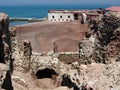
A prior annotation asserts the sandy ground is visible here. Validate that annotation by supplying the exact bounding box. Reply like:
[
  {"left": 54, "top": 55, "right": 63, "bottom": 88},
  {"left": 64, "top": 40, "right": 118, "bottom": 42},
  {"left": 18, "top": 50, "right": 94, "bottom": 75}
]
[
  {"left": 12, "top": 71, "right": 58, "bottom": 90},
  {"left": 14, "top": 21, "right": 88, "bottom": 53}
]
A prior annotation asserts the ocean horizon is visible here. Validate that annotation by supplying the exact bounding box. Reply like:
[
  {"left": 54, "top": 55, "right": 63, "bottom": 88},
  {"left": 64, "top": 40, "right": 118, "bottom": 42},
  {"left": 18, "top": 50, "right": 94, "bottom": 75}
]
[{"left": 0, "top": 4, "right": 118, "bottom": 26}]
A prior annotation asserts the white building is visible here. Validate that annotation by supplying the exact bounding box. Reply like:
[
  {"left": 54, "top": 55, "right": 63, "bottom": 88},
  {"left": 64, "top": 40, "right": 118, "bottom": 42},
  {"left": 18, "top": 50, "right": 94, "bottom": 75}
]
[
  {"left": 48, "top": 10, "right": 89, "bottom": 22},
  {"left": 48, "top": 13, "right": 74, "bottom": 22}
]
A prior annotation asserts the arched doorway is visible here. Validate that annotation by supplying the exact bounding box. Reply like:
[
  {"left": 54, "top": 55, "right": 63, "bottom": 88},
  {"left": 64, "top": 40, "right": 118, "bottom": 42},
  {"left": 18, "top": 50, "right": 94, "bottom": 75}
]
[{"left": 36, "top": 68, "right": 58, "bottom": 79}]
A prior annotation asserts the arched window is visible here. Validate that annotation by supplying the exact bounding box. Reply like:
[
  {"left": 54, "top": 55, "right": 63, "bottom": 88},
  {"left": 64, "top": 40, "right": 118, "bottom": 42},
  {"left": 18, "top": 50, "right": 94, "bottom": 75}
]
[
  {"left": 60, "top": 16, "right": 62, "bottom": 18},
  {"left": 52, "top": 16, "right": 54, "bottom": 19},
  {"left": 68, "top": 16, "right": 70, "bottom": 18}
]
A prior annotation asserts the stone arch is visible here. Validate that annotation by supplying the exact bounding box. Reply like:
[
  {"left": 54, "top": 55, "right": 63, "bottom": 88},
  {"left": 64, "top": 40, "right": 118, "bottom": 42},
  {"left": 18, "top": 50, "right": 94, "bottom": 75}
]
[{"left": 36, "top": 68, "right": 58, "bottom": 79}]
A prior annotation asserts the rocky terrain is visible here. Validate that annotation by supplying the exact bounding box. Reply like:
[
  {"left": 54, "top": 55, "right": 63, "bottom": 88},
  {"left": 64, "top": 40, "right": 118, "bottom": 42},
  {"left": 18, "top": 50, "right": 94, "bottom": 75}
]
[
  {"left": 79, "top": 11, "right": 120, "bottom": 64},
  {"left": 0, "top": 10, "right": 120, "bottom": 90}
]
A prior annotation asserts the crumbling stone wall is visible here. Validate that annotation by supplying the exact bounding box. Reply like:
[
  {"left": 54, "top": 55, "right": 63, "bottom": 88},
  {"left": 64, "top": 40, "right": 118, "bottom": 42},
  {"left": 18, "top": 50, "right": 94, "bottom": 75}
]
[
  {"left": 79, "top": 37, "right": 95, "bottom": 64},
  {"left": 79, "top": 11, "right": 120, "bottom": 64},
  {"left": 22, "top": 40, "right": 32, "bottom": 71},
  {"left": 0, "top": 13, "right": 11, "bottom": 64},
  {"left": 58, "top": 53, "right": 79, "bottom": 64},
  {"left": 0, "top": 13, "right": 13, "bottom": 90},
  {"left": 9, "top": 27, "right": 16, "bottom": 54}
]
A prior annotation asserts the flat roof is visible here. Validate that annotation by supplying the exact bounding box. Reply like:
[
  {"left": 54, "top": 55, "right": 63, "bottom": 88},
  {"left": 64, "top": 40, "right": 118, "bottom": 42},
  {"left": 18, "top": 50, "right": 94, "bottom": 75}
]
[
  {"left": 48, "top": 10, "right": 99, "bottom": 16},
  {"left": 48, "top": 10, "right": 90, "bottom": 13}
]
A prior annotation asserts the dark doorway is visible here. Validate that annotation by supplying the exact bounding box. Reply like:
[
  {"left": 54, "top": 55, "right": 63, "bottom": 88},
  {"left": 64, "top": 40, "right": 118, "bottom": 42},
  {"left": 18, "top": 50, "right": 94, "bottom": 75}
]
[
  {"left": 36, "top": 68, "right": 58, "bottom": 79},
  {"left": 61, "top": 74, "right": 74, "bottom": 88},
  {"left": 74, "top": 13, "right": 79, "bottom": 20}
]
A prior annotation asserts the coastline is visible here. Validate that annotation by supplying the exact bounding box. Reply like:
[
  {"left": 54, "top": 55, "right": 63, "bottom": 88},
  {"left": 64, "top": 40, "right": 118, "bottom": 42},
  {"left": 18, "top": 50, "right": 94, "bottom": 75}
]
[
  {"left": 12, "top": 20, "right": 46, "bottom": 27},
  {"left": 10, "top": 17, "right": 44, "bottom": 22},
  {"left": 3, "top": 4, "right": 116, "bottom": 26},
  {"left": 9, "top": 17, "right": 46, "bottom": 26}
]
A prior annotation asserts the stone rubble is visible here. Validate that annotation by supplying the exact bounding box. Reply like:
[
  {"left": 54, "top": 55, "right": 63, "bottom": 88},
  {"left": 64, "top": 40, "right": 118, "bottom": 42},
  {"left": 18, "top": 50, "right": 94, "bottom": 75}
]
[
  {"left": 1, "top": 11, "right": 120, "bottom": 90},
  {"left": 79, "top": 11, "right": 120, "bottom": 64}
]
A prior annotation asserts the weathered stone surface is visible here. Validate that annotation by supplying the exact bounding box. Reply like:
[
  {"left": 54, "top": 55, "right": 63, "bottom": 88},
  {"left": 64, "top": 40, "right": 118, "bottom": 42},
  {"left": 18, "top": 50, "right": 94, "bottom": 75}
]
[
  {"left": 20, "top": 40, "right": 32, "bottom": 71},
  {"left": 79, "top": 11, "right": 120, "bottom": 64},
  {"left": 0, "top": 13, "right": 11, "bottom": 64},
  {"left": 0, "top": 12, "right": 14, "bottom": 90},
  {"left": 9, "top": 27, "right": 16, "bottom": 37}
]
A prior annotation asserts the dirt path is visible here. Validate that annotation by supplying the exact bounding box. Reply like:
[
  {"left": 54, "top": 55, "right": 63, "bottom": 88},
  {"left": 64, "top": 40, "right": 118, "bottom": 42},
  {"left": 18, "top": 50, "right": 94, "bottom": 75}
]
[{"left": 31, "top": 33, "right": 41, "bottom": 53}]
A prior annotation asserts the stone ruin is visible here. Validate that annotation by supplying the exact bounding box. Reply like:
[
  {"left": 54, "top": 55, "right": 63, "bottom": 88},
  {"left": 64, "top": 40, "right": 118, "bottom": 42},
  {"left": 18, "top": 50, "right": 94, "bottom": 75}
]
[
  {"left": 1, "top": 11, "right": 120, "bottom": 90},
  {"left": 10, "top": 11, "right": 120, "bottom": 90},
  {"left": 0, "top": 13, "right": 13, "bottom": 90},
  {"left": 79, "top": 11, "right": 120, "bottom": 64},
  {"left": 22, "top": 40, "right": 32, "bottom": 71},
  {"left": 0, "top": 13, "right": 11, "bottom": 64}
]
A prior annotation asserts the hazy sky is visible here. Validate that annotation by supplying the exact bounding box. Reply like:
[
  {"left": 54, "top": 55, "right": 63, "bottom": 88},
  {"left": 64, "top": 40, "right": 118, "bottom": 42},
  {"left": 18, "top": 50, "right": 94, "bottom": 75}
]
[{"left": 0, "top": 0, "right": 120, "bottom": 6}]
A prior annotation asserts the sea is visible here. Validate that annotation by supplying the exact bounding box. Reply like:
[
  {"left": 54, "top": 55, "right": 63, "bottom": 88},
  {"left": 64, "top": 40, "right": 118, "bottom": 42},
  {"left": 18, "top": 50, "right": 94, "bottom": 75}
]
[{"left": 0, "top": 4, "right": 115, "bottom": 26}]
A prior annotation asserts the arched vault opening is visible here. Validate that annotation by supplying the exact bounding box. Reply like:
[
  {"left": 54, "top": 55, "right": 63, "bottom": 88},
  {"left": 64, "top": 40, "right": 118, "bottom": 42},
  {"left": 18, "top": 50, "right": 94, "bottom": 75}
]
[{"left": 36, "top": 68, "right": 58, "bottom": 79}]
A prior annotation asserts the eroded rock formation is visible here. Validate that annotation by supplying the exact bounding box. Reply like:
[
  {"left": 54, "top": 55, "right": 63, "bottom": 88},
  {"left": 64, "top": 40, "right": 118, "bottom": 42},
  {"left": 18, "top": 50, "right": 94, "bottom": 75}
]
[
  {"left": 79, "top": 11, "right": 120, "bottom": 64},
  {"left": 0, "top": 13, "right": 13, "bottom": 90},
  {"left": 0, "top": 13, "right": 11, "bottom": 64}
]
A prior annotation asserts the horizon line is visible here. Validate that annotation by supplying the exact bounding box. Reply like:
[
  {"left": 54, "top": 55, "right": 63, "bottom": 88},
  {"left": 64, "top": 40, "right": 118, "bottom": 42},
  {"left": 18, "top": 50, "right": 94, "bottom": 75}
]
[{"left": 0, "top": 3, "right": 120, "bottom": 6}]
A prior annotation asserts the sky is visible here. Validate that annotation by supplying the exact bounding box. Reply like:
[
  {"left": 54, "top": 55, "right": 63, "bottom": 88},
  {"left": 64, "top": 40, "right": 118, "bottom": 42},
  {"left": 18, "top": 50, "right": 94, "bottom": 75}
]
[{"left": 0, "top": 0, "right": 120, "bottom": 6}]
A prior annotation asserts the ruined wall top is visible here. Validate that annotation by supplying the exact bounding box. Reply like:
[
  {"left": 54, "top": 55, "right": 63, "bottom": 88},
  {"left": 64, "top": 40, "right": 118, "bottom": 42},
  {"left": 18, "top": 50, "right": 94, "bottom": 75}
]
[{"left": 0, "top": 13, "right": 9, "bottom": 21}]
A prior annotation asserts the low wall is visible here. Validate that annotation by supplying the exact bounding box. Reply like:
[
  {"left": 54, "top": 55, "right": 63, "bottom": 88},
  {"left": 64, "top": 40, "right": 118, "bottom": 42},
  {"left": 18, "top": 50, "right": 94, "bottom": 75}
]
[{"left": 58, "top": 53, "right": 79, "bottom": 64}]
